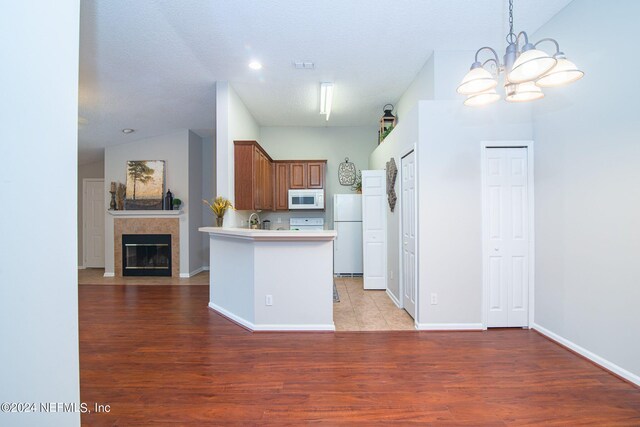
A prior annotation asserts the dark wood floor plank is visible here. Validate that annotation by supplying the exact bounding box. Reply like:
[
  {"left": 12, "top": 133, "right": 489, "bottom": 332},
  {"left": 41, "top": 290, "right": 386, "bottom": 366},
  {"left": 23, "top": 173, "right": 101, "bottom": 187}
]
[{"left": 78, "top": 285, "right": 640, "bottom": 425}]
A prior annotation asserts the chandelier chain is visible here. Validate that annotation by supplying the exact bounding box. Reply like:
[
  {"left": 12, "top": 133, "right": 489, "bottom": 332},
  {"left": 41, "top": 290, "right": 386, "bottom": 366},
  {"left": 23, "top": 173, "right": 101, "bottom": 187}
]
[{"left": 506, "top": 0, "right": 516, "bottom": 44}]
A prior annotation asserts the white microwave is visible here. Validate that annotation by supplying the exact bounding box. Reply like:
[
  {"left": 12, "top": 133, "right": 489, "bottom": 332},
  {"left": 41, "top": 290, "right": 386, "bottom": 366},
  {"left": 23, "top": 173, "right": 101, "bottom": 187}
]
[{"left": 288, "top": 189, "right": 325, "bottom": 210}]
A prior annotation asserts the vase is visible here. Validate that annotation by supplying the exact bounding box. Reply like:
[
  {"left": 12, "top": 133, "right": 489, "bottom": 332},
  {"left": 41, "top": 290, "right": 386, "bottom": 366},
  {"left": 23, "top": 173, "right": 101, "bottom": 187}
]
[{"left": 215, "top": 217, "right": 224, "bottom": 227}]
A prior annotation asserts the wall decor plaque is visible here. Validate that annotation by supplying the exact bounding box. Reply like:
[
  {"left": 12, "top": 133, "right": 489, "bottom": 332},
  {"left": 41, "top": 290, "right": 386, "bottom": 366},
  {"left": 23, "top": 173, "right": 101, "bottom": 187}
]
[
  {"left": 338, "top": 157, "right": 356, "bottom": 186},
  {"left": 386, "top": 157, "right": 398, "bottom": 212}
]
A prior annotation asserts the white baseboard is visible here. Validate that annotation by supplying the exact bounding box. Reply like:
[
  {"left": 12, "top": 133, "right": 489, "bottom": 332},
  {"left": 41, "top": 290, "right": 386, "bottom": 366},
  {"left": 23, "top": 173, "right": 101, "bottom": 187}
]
[
  {"left": 209, "top": 302, "right": 255, "bottom": 330},
  {"left": 252, "top": 323, "right": 335, "bottom": 332},
  {"left": 386, "top": 289, "right": 401, "bottom": 308},
  {"left": 78, "top": 265, "right": 85, "bottom": 270},
  {"left": 180, "top": 266, "right": 206, "bottom": 279},
  {"left": 201, "top": 266, "right": 210, "bottom": 271},
  {"left": 103, "top": 272, "right": 115, "bottom": 277},
  {"left": 415, "top": 323, "right": 484, "bottom": 331},
  {"left": 533, "top": 323, "right": 640, "bottom": 387},
  {"left": 208, "top": 302, "right": 335, "bottom": 332}
]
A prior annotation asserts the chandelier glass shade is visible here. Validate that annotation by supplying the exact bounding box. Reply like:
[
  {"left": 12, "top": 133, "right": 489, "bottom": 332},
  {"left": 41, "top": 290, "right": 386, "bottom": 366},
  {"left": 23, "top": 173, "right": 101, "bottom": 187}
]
[
  {"left": 458, "top": 0, "right": 583, "bottom": 107},
  {"left": 457, "top": 66, "right": 498, "bottom": 95},
  {"left": 508, "top": 47, "right": 557, "bottom": 84}
]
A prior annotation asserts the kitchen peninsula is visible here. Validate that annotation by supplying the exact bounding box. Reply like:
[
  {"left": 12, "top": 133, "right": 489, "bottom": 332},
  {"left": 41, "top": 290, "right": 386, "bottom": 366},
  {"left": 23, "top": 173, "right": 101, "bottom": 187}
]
[{"left": 200, "top": 227, "right": 337, "bottom": 331}]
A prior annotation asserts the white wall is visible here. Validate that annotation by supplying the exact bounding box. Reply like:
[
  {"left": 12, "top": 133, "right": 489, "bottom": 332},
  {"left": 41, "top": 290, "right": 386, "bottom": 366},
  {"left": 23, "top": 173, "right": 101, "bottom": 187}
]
[
  {"left": 78, "top": 159, "right": 104, "bottom": 266},
  {"left": 188, "top": 131, "right": 204, "bottom": 273},
  {"left": 417, "top": 101, "right": 532, "bottom": 327},
  {"left": 532, "top": 0, "right": 640, "bottom": 381},
  {"left": 0, "top": 1, "right": 81, "bottom": 425},
  {"left": 104, "top": 130, "right": 191, "bottom": 275},
  {"left": 371, "top": 101, "right": 532, "bottom": 326},
  {"left": 432, "top": 51, "right": 476, "bottom": 101},
  {"left": 396, "top": 53, "right": 434, "bottom": 120},
  {"left": 259, "top": 126, "right": 377, "bottom": 227},
  {"left": 215, "top": 82, "right": 260, "bottom": 227},
  {"left": 201, "top": 136, "right": 214, "bottom": 267},
  {"left": 370, "top": 106, "right": 420, "bottom": 300}
]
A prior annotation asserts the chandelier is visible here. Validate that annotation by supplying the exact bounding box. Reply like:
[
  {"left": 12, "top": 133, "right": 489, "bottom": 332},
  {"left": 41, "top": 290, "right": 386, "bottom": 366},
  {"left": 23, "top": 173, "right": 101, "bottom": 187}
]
[{"left": 457, "top": 0, "right": 584, "bottom": 107}]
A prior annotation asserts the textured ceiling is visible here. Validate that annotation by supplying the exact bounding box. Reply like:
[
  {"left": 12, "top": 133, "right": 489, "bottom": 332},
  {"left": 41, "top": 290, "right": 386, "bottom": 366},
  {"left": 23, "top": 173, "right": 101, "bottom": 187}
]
[{"left": 78, "top": 0, "right": 572, "bottom": 164}]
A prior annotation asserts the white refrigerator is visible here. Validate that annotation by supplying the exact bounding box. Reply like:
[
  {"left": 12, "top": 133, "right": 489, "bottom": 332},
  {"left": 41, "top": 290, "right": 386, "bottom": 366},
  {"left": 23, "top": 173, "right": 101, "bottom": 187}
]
[{"left": 333, "top": 194, "right": 363, "bottom": 276}]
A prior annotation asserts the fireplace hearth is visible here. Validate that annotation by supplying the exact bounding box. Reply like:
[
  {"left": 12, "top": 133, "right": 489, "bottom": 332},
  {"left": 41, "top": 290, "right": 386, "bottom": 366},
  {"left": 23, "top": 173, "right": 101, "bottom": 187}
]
[{"left": 122, "top": 234, "right": 172, "bottom": 277}]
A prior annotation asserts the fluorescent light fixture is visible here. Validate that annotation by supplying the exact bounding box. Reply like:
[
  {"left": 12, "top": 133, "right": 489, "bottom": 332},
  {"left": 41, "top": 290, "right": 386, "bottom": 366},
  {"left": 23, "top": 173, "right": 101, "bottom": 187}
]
[
  {"left": 320, "top": 82, "right": 334, "bottom": 121},
  {"left": 248, "top": 61, "right": 262, "bottom": 70}
]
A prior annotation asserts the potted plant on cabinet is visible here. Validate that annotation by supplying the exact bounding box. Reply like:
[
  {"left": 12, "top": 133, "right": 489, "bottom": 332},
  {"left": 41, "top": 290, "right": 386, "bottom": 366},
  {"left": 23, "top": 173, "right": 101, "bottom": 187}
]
[{"left": 172, "top": 198, "right": 182, "bottom": 210}]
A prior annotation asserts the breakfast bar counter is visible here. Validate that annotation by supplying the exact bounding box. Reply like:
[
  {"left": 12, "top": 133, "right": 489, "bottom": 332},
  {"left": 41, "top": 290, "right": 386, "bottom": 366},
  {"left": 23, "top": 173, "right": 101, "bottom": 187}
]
[{"left": 199, "top": 227, "right": 337, "bottom": 331}]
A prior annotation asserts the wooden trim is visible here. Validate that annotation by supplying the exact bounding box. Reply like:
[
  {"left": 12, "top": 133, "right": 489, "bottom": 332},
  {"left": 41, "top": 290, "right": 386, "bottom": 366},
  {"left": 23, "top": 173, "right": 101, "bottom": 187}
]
[
  {"left": 272, "top": 159, "right": 327, "bottom": 164},
  {"left": 234, "top": 140, "right": 273, "bottom": 162}
]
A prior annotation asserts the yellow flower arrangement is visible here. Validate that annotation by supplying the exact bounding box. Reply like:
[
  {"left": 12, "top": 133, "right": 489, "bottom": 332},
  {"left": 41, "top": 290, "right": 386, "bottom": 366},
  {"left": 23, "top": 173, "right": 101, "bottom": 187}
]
[{"left": 203, "top": 196, "right": 234, "bottom": 218}]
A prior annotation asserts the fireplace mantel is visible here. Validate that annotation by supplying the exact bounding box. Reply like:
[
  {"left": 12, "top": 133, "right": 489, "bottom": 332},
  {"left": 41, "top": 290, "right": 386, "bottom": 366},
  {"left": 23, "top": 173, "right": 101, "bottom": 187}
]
[{"left": 108, "top": 210, "right": 183, "bottom": 217}]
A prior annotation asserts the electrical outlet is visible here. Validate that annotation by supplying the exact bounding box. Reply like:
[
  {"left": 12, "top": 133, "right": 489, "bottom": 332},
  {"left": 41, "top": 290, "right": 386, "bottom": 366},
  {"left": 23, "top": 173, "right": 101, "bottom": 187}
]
[
  {"left": 390, "top": 270, "right": 394, "bottom": 280},
  {"left": 277, "top": 217, "right": 282, "bottom": 224},
  {"left": 430, "top": 293, "right": 438, "bottom": 305},
  {"left": 265, "top": 295, "right": 273, "bottom": 306}
]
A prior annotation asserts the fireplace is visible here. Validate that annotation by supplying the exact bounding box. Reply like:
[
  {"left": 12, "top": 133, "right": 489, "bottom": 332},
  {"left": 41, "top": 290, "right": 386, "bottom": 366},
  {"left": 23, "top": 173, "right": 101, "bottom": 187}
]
[{"left": 122, "top": 234, "right": 172, "bottom": 277}]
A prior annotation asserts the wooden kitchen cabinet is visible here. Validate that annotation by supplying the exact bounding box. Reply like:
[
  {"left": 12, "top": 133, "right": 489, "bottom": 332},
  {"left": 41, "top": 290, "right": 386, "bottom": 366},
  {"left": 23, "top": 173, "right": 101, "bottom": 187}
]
[
  {"left": 274, "top": 162, "right": 289, "bottom": 210},
  {"left": 234, "top": 141, "right": 273, "bottom": 211},
  {"left": 235, "top": 141, "right": 326, "bottom": 211},
  {"left": 307, "top": 162, "right": 324, "bottom": 189},
  {"left": 289, "top": 162, "right": 307, "bottom": 189}
]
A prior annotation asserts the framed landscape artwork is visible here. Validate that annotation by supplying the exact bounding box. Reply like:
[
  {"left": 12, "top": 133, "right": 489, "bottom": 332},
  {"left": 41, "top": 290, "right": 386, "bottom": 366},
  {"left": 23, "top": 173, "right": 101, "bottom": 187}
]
[{"left": 125, "top": 160, "right": 165, "bottom": 210}]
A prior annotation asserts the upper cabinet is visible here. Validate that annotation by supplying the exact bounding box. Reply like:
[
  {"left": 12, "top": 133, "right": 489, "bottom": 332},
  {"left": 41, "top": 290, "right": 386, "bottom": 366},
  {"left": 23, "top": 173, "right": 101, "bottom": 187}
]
[
  {"left": 274, "top": 163, "right": 289, "bottom": 211},
  {"left": 289, "top": 162, "right": 307, "bottom": 189},
  {"left": 307, "top": 162, "right": 324, "bottom": 189},
  {"left": 234, "top": 141, "right": 326, "bottom": 211},
  {"left": 234, "top": 141, "right": 274, "bottom": 211}
]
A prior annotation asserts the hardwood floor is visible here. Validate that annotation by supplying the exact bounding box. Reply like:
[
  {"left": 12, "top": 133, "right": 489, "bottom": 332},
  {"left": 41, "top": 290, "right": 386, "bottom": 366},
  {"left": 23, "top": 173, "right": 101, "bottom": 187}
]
[{"left": 79, "top": 285, "right": 640, "bottom": 426}]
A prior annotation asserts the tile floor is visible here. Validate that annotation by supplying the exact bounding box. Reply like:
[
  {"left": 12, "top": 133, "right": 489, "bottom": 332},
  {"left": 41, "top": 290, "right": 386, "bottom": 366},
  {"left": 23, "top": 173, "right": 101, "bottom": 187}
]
[
  {"left": 78, "top": 268, "right": 209, "bottom": 285},
  {"left": 333, "top": 277, "right": 415, "bottom": 331}
]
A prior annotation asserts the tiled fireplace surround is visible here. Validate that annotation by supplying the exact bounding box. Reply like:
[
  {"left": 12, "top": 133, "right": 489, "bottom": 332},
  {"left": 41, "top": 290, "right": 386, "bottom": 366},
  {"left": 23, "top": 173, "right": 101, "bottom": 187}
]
[{"left": 114, "top": 218, "right": 180, "bottom": 277}]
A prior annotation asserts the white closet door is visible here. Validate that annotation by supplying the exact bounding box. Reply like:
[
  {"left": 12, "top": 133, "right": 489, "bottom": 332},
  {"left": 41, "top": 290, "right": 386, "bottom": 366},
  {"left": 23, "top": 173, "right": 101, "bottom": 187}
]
[
  {"left": 485, "top": 148, "right": 529, "bottom": 327},
  {"left": 362, "top": 170, "right": 387, "bottom": 290},
  {"left": 401, "top": 151, "right": 416, "bottom": 319}
]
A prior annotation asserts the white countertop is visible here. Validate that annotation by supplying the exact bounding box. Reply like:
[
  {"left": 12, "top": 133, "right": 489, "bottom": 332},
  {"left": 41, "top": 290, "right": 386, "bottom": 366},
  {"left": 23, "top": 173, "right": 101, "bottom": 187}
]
[{"left": 199, "top": 227, "right": 336, "bottom": 241}]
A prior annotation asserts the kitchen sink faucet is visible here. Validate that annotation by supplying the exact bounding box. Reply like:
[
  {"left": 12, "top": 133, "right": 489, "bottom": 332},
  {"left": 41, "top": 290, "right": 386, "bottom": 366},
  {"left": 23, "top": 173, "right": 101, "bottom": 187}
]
[{"left": 248, "top": 212, "right": 261, "bottom": 228}]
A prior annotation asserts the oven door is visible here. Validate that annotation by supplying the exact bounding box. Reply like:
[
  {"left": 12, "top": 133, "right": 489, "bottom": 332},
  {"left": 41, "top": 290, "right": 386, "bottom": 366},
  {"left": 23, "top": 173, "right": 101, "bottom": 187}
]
[{"left": 288, "top": 190, "right": 323, "bottom": 209}]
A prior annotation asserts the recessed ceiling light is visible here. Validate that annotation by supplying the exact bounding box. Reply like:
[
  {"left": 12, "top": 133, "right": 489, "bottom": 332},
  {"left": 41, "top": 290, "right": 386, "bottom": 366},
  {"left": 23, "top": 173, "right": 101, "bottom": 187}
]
[
  {"left": 248, "top": 61, "right": 262, "bottom": 70},
  {"left": 122, "top": 128, "right": 135, "bottom": 134}
]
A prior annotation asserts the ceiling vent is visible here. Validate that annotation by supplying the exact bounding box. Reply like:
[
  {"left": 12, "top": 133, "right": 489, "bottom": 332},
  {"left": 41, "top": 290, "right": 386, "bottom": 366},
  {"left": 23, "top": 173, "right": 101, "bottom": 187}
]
[{"left": 293, "top": 61, "right": 315, "bottom": 70}]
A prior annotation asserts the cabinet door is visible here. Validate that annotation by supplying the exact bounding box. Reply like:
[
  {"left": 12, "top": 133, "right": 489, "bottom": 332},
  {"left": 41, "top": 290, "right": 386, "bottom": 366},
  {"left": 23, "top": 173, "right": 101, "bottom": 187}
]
[
  {"left": 234, "top": 144, "right": 255, "bottom": 211},
  {"left": 275, "top": 163, "right": 289, "bottom": 210},
  {"left": 254, "top": 147, "right": 263, "bottom": 210},
  {"left": 307, "top": 162, "right": 324, "bottom": 189},
  {"left": 289, "top": 163, "right": 307, "bottom": 189},
  {"left": 262, "top": 156, "right": 273, "bottom": 210}
]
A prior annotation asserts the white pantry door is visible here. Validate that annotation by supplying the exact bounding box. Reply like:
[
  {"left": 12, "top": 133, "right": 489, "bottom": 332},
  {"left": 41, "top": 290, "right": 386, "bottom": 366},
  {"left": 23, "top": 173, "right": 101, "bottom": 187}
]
[
  {"left": 401, "top": 151, "right": 416, "bottom": 319},
  {"left": 362, "top": 170, "right": 387, "bottom": 290},
  {"left": 485, "top": 148, "right": 529, "bottom": 327},
  {"left": 84, "top": 179, "right": 105, "bottom": 268}
]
